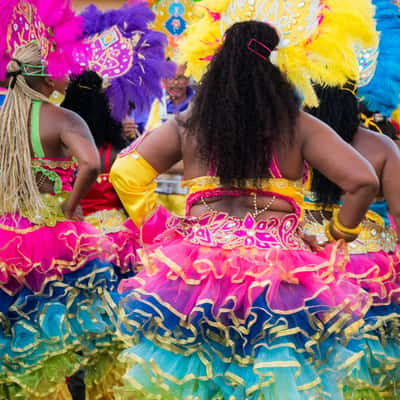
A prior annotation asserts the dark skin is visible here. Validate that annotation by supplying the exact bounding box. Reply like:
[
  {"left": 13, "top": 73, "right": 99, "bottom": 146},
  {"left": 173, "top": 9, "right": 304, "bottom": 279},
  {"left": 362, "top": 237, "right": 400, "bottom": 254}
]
[
  {"left": 134, "top": 110, "right": 379, "bottom": 229},
  {"left": 29, "top": 77, "right": 100, "bottom": 220},
  {"left": 350, "top": 127, "right": 400, "bottom": 237}
]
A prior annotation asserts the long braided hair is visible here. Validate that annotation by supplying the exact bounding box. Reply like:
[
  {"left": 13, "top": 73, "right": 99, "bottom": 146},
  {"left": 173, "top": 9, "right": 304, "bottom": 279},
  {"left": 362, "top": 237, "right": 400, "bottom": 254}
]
[{"left": 0, "top": 42, "right": 50, "bottom": 218}]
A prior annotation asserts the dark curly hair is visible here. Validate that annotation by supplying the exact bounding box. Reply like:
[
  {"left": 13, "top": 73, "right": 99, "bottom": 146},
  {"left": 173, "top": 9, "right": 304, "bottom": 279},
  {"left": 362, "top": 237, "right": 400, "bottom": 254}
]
[
  {"left": 185, "top": 21, "right": 300, "bottom": 188},
  {"left": 61, "top": 71, "right": 128, "bottom": 150},
  {"left": 305, "top": 84, "right": 360, "bottom": 205}
]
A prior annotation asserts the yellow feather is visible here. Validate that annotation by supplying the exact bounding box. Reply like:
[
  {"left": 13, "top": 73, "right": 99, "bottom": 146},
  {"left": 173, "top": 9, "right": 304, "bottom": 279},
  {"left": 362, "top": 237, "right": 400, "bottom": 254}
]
[{"left": 178, "top": 0, "right": 378, "bottom": 105}]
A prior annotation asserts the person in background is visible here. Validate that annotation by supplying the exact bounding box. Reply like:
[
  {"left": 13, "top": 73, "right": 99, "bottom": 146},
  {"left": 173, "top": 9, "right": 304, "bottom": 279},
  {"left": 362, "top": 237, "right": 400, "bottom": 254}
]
[
  {"left": 61, "top": 70, "right": 138, "bottom": 278},
  {"left": 145, "top": 63, "right": 195, "bottom": 131},
  {"left": 144, "top": 63, "right": 195, "bottom": 215},
  {"left": 304, "top": 84, "right": 400, "bottom": 396}
]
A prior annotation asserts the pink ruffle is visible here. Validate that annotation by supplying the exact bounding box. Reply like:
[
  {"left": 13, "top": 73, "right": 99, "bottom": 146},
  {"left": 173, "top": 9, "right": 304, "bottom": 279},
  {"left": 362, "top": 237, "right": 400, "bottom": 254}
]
[
  {"left": 0, "top": 213, "right": 117, "bottom": 295},
  {"left": 345, "top": 251, "right": 400, "bottom": 306},
  {"left": 119, "top": 230, "right": 370, "bottom": 321},
  {"left": 107, "top": 222, "right": 140, "bottom": 274}
]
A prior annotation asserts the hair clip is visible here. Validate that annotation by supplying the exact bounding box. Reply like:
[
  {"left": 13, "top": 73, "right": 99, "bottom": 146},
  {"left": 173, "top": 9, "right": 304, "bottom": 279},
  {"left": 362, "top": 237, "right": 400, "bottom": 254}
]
[{"left": 247, "top": 38, "right": 272, "bottom": 61}]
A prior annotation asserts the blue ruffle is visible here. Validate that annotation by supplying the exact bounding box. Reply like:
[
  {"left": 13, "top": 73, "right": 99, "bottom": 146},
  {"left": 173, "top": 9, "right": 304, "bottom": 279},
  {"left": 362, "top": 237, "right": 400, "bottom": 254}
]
[{"left": 0, "top": 259, "right": 123, "bottom": 397}]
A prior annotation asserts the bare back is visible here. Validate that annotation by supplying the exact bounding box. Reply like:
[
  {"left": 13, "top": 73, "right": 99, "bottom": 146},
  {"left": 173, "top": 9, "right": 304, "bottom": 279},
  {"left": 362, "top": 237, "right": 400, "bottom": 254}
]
[
  {"left": 352, "top": 127, "right": 392, "bottom": 195},
  {"left": 34, "top": 102, "right": 84, "bottom": 159},
  {"left": 180, "top": 121, "right": 304, "bottom": 218},
  {"left": 136, "top": 110, "right": 377, "bottom": 223}
]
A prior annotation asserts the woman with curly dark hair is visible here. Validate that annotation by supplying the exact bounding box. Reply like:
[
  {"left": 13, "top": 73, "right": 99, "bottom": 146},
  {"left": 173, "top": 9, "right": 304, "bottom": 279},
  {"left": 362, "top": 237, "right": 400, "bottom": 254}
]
[
  {"left": 62, "top": 71, "right": 137, "bottom": 277},
  {"left": 110, "top": 21, "right": 379, "bottom": 398}
]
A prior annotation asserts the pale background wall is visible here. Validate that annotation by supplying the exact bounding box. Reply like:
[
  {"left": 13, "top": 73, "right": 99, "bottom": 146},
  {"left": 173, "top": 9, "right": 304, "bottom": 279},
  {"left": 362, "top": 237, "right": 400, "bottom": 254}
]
[{"left": 72, "top": 0, "right": 125, "bottom": 12}]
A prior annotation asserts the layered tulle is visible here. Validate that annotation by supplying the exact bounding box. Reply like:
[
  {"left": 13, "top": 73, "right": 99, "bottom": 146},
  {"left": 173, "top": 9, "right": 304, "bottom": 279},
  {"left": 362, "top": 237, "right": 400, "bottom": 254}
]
[
  {"left": 116, "top": 212, "right": 379, "bottom": 399},
  {"left": 0, "top": 213, "right": 117, "bottom": 295},
  {"left": 304, "top": 218, "right": 400, "bottom": 398},
  {"left": 0, "top": 214, "right": 126, "bottom": 399}
]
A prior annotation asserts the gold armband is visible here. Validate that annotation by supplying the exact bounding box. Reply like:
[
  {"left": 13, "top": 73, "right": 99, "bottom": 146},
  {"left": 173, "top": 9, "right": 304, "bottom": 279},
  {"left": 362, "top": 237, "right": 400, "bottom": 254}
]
[
  {"left": 324, "top": 223, "right": 336, "bottom": 242},
  {"left": 332, "top": 209, "right": 362, "bottom": 236}
]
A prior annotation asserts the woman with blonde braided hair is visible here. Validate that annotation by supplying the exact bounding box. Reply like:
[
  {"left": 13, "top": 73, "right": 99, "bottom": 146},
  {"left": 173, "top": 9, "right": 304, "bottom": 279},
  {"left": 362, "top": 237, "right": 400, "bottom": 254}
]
[
  {"left": 0, "top": 42, "right": 64, "bottom": 220},
  {"left": 0, "top": 41, "right": 126, "bottom": 400}
]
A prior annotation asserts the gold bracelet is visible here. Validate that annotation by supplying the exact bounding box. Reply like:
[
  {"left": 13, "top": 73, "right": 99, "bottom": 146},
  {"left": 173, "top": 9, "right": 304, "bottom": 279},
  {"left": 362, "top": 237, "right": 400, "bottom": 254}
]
[
  {"left": 324, "top": 222, "right": 336, "bottom": 242},
  {"left": 328, "top": 219, "right": 359, "bottom": 243},
  {"left": 332, "top": 209, "right": 362, "bottom": 236}
]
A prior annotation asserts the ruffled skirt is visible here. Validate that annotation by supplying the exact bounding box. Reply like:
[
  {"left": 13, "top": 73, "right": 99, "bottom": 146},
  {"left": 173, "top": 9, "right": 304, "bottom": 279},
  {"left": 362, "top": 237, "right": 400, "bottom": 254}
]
[
  {"left": 84, "top": 208, "right": 140, "bottom": 278},
  {"left": 304, "top": 217, "right": 400, "bottom": 398},
  {"left": 114, "top": 212, "right": 397, "bottom": 400},
  {"left": 0, "top": 213, "right": 126, "bottom": 399}
]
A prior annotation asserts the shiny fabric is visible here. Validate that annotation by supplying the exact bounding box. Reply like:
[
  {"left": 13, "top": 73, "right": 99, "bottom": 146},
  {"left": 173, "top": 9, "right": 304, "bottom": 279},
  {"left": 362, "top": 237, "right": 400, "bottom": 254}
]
[
  {"left": 83, "top": 144, "right": 138, "bottom": 277},
  {"left": 183, "top": 157, "right": 306, "bottom": 219},
  {"left": 81, "top": 144, "right": 122, "bottom": 217},
  {"left": 116, "top": 212, "right": 377, "bottom": 399},
  {"left": 303, "top": 190, "right": 400, "bottom": 398},
  {"left": 0, "top": 120, "right": 126, "bottom": 397},
  {"left": 111, "top": 146, "right": 400, "bottom": 399},
  {"left": 0, "top": 211, "right": 127, "bottom": 399},
  {"left": 110, "top": 149, "right": 159, "bottom": 227},
  {"left": 81, "top": 173, "right": 122, "bottom": 216}
]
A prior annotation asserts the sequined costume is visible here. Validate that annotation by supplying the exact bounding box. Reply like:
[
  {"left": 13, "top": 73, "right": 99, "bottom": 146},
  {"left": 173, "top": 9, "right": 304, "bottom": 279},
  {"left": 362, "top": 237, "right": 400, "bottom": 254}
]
[
  {"left": 304, "top": 175, "right": 400, "bottom": 397},
  {"left": 82, "top": 143, "right": 138, "bottom": 277},
  {"left": 0, "top": 101, "right": 125, "bottom": 399},
  {"left": 108, "top": 145, "right": 378, "bottom": 399}
]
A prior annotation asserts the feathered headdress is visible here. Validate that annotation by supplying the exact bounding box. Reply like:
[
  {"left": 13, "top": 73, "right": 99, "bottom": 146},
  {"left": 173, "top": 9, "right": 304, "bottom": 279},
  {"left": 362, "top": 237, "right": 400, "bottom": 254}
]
[
  {"left": 178, "top": 0, "right": 378, "bottom": 106},
  {"left": 0, "top": 0, "right": 86, "bottom": 79},
  {"left": 76, "top": 3, "right": 175, "bottom": 122},
  {"left": 357, "top": 0, "right": 400, "bottom": 117}
]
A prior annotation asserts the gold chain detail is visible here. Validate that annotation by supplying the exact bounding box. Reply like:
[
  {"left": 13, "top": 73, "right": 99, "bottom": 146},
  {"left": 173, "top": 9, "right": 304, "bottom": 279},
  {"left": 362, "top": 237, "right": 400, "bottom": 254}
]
[{"left": 201, "top": 192, "right": 276, "bottom": 218}]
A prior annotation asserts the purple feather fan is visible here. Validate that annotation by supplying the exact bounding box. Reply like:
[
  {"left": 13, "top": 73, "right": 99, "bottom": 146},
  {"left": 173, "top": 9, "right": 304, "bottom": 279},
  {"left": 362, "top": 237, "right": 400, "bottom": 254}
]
[{"left": 80, "top": 2, "right": 175, "bottom": 122}]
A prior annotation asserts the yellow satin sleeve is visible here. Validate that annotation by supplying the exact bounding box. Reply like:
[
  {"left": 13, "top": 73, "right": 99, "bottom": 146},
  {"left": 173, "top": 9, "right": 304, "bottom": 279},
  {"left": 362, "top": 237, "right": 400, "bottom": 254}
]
[
  {"left": 110, "top": 150, "right": 159, "bottom": 227},
  {"left": 145, "top": 100, "right": 162, "bottom": 132}
]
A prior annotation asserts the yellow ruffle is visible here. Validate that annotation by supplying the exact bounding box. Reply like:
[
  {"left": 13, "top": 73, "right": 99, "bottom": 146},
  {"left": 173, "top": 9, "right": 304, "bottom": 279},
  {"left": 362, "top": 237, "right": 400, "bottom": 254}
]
[{"left": 84, "top": 208, "right": 128, "bottom": 234}]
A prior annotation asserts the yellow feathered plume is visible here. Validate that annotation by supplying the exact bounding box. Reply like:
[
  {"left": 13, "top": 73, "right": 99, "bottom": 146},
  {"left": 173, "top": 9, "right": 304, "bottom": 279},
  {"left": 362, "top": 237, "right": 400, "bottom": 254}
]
[
  {"left": 392, "top": 107, "right": 400, "bottom": 125},
  {"left": 178, "top": 0, "right": 378, "bottom": 106}
]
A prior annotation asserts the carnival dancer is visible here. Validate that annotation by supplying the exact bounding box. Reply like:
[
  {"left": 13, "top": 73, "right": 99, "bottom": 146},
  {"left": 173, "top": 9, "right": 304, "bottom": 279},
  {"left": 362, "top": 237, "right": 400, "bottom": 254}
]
[
  {"left": 0, "top": 1, "right": 127, "bottom": 398},
  {"left": 68, "top": 2, "right": 174, "bottom": 255},
  {"left": 110, "top": 21, "right": 381, "bottom": 399},
  {"left": 62, "top": 70, "right": 138, "bottom": 278},
  {"left": 303, "top": 2, "right": 400, "bottom": 394},
  {"left": 77, "top": 2, "right": 174, "bottom": 126},
  {"left": 145, "top": 62, "right": 194, "bottom": 216},
  {"left": 305, "top": 84, "right": 400, "bottom": 398}
]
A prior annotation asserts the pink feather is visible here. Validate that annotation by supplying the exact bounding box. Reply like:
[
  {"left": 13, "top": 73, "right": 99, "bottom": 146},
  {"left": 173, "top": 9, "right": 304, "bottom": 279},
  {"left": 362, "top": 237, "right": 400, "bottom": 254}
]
[{"left": 0, "top": 0, "right": 85, "bottom": 79}]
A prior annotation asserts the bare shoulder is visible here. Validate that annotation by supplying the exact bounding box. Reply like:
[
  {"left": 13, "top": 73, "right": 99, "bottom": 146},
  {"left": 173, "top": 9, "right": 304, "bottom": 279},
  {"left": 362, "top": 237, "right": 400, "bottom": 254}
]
[
  {"left": 48, "top": 104, "right": 91, "bottom": 136},
  {"left": 355, "top": 127, "right": 399, "bottom": 154},
  {"left": 295, "top": 110, "right": 327, "bottom": 140},
  {"left": 297, "top": 110, "right": 324, "bottom": 129}
]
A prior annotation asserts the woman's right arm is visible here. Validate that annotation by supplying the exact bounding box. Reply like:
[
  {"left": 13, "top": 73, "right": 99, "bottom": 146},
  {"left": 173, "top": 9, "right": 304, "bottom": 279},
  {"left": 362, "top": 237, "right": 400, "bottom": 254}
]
[
  {"left": 299, "top": 111, "right": 379, "bottom": 231},
  {"left": 59, "top": 109, "right": 101, "bottom": 219}
]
